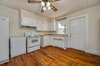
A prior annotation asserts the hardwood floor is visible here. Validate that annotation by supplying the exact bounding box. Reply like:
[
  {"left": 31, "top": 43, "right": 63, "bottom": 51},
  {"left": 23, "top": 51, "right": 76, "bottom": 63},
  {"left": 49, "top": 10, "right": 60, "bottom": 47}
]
[{"left": 0, "top": 46, "right": 100, "bottom": 66}]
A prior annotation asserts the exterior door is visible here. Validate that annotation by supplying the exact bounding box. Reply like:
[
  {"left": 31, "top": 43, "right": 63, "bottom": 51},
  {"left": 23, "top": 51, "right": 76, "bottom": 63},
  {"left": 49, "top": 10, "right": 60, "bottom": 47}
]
[{"left": 69, "top": 16, "right": 88, "bottom": 51}]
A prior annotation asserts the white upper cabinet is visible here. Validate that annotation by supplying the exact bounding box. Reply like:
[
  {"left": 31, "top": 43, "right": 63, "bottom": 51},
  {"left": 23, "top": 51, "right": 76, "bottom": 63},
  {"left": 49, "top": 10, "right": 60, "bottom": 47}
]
[
  {"left": 48, "top": 21, "right": 56, "bottom": 31},
  {"left": 21, "top": 17, "right": 37, "bottom": 27},
  {"left": 20, "top": 9, "right": 52, "bottom": 31},
  {"left": 48, "top": 19, "right": 57, "bottom": 31},
  {"left": 37, "top": 20, "right": 57, "bottom": 31},
  {"left": 20, "top": 9, "right": 37, "bottom": 27},
  {"left": 36, "top": 18, "right": 49, "bottom": 31}
]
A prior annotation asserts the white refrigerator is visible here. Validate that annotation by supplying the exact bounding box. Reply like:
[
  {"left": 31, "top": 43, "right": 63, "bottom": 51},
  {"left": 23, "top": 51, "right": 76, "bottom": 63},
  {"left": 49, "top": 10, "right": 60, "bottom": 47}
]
[{"left": 0, "top": 16, "right": 9, "bottom": 64}]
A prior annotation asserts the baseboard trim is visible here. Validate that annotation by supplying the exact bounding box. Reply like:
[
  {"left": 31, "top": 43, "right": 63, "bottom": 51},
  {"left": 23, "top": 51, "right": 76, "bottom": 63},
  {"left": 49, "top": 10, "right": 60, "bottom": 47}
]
[
  {"left": 0, "top": 59, "right": 9, "bottom": 64},
  {"left": 86, "top": 49, "right": 100, "bottom": 55}
]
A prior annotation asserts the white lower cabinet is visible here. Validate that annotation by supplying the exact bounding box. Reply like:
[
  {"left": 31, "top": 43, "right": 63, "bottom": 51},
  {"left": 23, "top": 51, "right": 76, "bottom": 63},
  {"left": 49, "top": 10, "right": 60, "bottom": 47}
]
[
  {"left": 42, "top": 36, "right": 51, "bottom": 47},
  {"left": 10, "top": 37, "right": 26, "bottom": 57},
  {"left": 43, "top": 36, "right": 66, "bottom": 49},
  {"left": 51, "top": 37, "right": 65, "bottom": 48}
]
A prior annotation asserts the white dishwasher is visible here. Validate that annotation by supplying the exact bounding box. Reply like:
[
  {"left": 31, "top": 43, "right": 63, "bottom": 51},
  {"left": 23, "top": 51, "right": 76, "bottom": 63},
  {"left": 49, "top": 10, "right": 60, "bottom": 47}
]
[{"left": 27, "top": 36, "right": 40, "bottom": 53}]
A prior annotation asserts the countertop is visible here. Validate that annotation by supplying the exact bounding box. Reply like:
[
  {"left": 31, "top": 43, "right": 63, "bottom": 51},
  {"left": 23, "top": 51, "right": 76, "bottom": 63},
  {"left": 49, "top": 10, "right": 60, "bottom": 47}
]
[{"left": 40, "top": 34, "right": 68, "bottom": 37}]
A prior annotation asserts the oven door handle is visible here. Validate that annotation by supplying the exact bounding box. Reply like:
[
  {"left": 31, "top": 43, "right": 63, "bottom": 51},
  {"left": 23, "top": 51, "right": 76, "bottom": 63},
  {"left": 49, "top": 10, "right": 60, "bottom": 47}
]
[{"left": 32, "top": 40, "right": 38, "bottom": 43}]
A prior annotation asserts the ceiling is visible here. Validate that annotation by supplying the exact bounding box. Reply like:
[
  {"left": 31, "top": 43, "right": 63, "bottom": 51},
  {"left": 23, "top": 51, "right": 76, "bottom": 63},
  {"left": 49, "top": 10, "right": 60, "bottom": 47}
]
[{"left": 0, "top": 0, "right": 100, "bottom": 18}]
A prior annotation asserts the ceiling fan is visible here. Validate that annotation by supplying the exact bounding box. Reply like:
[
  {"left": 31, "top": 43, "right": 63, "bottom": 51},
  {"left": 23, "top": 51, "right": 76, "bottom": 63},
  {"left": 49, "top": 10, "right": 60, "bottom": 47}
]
[{"left": 28, "top": 0, "right": 60, "bottom": 12}]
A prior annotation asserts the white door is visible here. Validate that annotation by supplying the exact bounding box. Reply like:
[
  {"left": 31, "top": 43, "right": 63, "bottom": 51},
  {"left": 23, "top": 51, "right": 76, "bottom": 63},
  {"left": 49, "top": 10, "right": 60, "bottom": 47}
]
[
  {"left": 0, "top": 17, "right": 9, "bottom": 63},
  {"left": 69, "top": 16, "right": 88, "bottom": 51}
]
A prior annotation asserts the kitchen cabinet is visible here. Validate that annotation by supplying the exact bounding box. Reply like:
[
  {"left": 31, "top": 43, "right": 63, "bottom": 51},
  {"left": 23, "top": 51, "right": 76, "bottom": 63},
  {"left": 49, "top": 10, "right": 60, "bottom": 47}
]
[
  {"left": 0, "top": 17, "right": 9, "bottom": 64},
  {"left": 37, "top": 19, "right": 49, "bottom": 31},
  {"left": 48, "top": 21, "right": 56, "bottom": 31},
  {"left": 37, "top": 21, "right": 56, "bottom": 31},
  {"left": 21, "top": 9, "right": 52, "bottom": 31},
  {"left": 21, "top": 9, "right": 38, "bottom": 27},
  {"left": 42, "top": 36, "right": 51, "bottom": 47},
  {"left": 10, "top": 37, "right": 26, "bottom": 57},
  {"left": 43, "top": 35, "right": 66, "bottom": 49},
  {"left": 50, "top": 36, "right": 65, "bottom": 48},
  {"left": 20, "top": 9, "right": 57, "bottom": 31},
  {"left": 21, "top": 17, "right": 37, "bottom": 27}
]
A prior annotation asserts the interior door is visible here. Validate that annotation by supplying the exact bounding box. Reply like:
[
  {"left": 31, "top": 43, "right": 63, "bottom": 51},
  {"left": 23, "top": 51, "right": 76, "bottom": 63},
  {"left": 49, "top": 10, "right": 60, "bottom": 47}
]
[{"left": 69, "top": 16, "right": 88, "bottom": 51}]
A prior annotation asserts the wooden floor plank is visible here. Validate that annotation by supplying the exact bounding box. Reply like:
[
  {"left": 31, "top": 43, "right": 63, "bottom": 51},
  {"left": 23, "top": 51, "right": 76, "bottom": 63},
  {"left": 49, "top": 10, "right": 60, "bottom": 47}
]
[{"left": 0, "top": 46, "right": 100, "bottom": 66}]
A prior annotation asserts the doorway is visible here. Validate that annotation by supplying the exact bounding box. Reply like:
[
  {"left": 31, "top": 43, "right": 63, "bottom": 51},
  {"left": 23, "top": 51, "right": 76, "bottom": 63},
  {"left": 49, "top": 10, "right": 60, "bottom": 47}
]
[{"left": 68, "top": 15, "right": 88, "bottom": 51}]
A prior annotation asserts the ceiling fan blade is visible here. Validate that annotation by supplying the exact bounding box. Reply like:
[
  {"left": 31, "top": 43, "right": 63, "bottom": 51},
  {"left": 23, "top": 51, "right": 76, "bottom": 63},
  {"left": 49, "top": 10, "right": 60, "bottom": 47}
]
[
  {"left": 55, "top": 0, "right": 60, "bottom": 1},
  {"left": 28, "top": 0, "right": 41, "bottom": 3},
  {"left": 50, "top": 0, "right": 60, "bottom": 2},
  {"left": 50, "top": 4, "right": 58, "bottom": 12}
]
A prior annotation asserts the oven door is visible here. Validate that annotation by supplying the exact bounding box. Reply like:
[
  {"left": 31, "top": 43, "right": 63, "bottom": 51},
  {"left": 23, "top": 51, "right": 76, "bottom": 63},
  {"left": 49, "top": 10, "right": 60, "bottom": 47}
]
[
  {"left": 27, "top": 37, "right": 40, "bottom": 48},
  {"left": 27, "top": 37, "right": 40, "bottom": 52}
]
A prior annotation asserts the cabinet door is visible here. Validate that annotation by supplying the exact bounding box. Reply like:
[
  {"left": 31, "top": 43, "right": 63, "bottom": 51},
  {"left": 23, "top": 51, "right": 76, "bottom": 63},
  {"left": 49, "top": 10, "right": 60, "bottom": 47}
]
[
  {"left": 42, "top": 20, "right": 49, "bottom": 31},
  {"left": 36, "top": 20, "right": 42, "bottom": 30},
  {"left": 37, "top": 20, "right": 49, "bottom": 31},
  {"left": 50, "top": 37, "right": 65, "bottom": 49},
  {"left": 11, "top": 37, "right": 26, "bottom": 57},
  {"left": 50, "top": 37, "right": 56, "bottom": 47},
  {"left": 53, "top": 38, "right": 65, "bottom": 48},
  {"left": 49, "top": 22, "right": 56, "bottom": 31},
  {"left": 21, "top": 17, "right": 37, "bottom": 27},
  {"left": 21, "top": 9, "right": 37, "bottom": 27},
  {"left": 43, "top": 36, "right": 51, "bottom": 47},
  {"left": 43, "top": 36, "right": 65, "bottom": 49}
]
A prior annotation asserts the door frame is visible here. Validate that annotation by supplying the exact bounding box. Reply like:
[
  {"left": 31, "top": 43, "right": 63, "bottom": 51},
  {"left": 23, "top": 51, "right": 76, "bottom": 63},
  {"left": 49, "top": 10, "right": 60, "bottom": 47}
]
[{"left": 67, "top": 14, "right": 89, "bottom": 51}]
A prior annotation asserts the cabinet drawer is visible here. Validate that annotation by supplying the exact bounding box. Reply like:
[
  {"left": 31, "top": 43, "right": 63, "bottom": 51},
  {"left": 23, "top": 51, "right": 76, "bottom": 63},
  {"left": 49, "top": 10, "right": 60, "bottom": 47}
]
[
  {"left": 51, "top": 38, "right": 65, "bottom": 48},
  {"left": 43, "top": 36, "right": 66, "bottom": 49},
  {"left": 28, "top": 46, "right": 40, "bottom": 53}
]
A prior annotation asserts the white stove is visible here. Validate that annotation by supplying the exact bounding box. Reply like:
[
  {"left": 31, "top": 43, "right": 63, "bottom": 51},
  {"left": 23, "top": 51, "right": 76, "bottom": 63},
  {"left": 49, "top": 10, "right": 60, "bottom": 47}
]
[{"left": 24, "top": 31, "right": 41, "bottom": 53}]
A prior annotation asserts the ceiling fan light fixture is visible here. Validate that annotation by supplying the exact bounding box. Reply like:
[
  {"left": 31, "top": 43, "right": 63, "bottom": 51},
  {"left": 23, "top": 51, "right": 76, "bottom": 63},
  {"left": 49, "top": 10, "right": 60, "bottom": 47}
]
[
  {"left": 41, "top": 1, "right": 51, "bottom": 11},
  {"left": 41, "top": 1, "right": 45, "bottom": 6},
  {"left": 46, "top": 2, "right": 51, "bottom": 7},
  {"left": 28, "top": 0, "right": 59, "bottom": 12},
  {"left": 48, "top": 6, "right": 51, "bottom": 10},
  {"left": 43, "top": 6, "right": 47, "bottom": 11}
]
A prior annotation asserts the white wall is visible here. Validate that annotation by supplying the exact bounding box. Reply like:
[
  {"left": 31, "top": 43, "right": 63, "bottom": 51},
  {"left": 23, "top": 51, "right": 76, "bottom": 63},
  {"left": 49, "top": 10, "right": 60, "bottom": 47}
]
[
  {"left": 67, "top": 5, "right": 100, "bottom": 55},
  {"left": 0, "top": 5, "right": 49, "bottom": 37}
]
